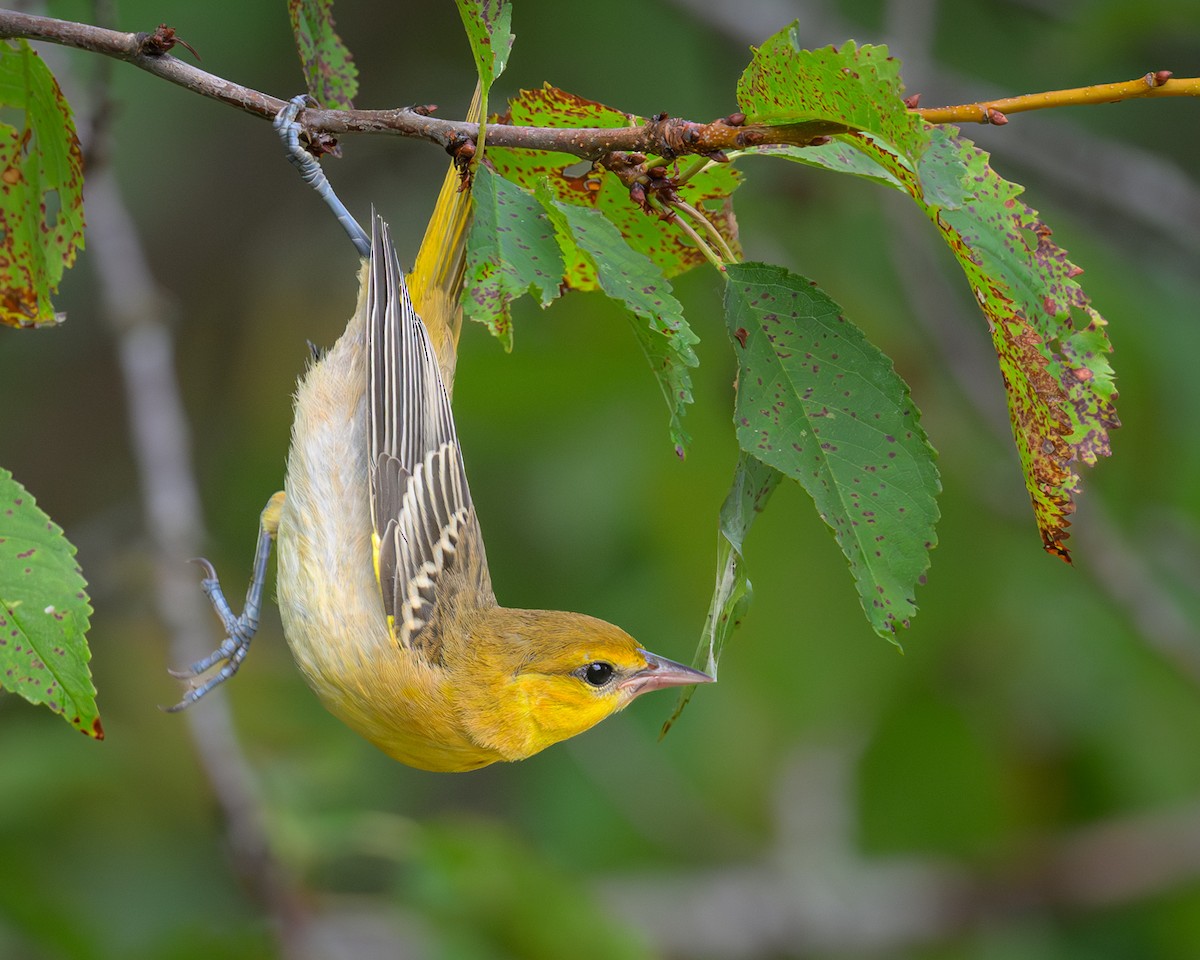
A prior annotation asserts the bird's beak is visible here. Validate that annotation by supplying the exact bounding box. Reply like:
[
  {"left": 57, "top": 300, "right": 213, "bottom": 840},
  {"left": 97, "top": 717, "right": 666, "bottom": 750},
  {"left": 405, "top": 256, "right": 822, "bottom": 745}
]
[{"left": 620, "top": 650, "right": 715, "bottom": 698}]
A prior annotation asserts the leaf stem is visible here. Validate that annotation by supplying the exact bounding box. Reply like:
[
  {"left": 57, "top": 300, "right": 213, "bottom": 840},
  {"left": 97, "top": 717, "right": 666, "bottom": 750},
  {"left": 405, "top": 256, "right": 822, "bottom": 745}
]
[
  {"left": 672, "top": 198, "right": 737, "bottom": 264},
  {"left": 674, "top": 157, "right": 713, "bottom": 187},
  {"left": 661, "top": 200, "right": 727, "bottom": 272}
]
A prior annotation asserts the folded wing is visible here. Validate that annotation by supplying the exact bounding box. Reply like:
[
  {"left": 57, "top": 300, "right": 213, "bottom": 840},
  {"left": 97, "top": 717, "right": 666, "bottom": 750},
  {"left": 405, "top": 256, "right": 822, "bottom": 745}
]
[{"left": 367, "top": 215, "right": 491, "bottom": 661}]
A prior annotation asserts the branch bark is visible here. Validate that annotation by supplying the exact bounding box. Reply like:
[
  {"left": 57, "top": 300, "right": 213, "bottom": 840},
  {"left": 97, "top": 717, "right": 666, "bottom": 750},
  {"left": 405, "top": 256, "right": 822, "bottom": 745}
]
[
  {"left": 55, "top": 14, "right": 313, "bottom": 957},
  {"left": 7, "top": 7, "right": 1194, "bottom": 169},
  {"left": 0, "top": 9, "right": 841, "bottom": 159}
]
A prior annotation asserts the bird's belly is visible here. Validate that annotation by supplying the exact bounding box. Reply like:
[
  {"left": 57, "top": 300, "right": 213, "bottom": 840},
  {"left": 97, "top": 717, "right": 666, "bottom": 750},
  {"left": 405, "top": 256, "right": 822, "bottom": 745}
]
[{"left": 274, "top": 326, "right": 503, "bottom": 772}]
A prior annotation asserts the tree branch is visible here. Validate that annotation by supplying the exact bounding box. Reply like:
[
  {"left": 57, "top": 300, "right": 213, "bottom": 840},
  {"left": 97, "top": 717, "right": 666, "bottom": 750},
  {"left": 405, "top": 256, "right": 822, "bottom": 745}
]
[
  {"left": 0, "top": 9, "right": 841, "bottom": 160},
  {"left": 48, "top": 11, "right": 312, "bottom": 954},
  {"left": 15, "top": 7, "right": 1195, "bottom": 170},
  {"left": 915, "top": 70, "right": 1196, "bottom": 124}
]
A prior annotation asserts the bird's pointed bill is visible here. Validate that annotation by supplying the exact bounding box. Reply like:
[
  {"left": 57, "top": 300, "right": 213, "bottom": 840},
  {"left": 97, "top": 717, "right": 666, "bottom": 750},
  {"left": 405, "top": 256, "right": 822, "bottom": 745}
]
[{"left": 620, "top": 650, "right": 714, "bottom": 698}]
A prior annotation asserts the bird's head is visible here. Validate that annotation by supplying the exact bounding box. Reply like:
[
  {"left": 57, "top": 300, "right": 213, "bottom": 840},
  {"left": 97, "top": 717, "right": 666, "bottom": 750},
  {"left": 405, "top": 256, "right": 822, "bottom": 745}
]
[{"left": 458, "top": 608, "right": 713, "bottom": 762}]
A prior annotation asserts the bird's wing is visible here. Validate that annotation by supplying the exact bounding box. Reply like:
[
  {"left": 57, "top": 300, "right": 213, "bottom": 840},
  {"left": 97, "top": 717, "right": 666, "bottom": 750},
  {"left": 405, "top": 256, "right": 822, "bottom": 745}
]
[{"left": 368, "top": 215, "right": 492, "bottom": 662}]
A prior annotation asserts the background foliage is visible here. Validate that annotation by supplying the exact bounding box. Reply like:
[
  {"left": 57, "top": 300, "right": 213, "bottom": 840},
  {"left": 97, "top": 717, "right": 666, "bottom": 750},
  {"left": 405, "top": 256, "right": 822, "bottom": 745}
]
[{"left": 3, "top": 0, "right": 1200, "bottom": 957}]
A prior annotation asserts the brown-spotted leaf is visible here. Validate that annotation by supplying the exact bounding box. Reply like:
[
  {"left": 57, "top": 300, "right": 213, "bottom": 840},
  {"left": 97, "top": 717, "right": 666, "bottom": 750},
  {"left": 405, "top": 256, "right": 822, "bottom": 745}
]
[
  {"left": 463, "top": 165, "right": 564, "bottom": 349},
  {"left": 746, "top": 114, "right": 1115, "bottom": 558},
  {"left": 725, "top": 262, "right": 940, "bottom": 639},
  {"left": 919, "top": 127, "right": 1117, "bottom": 558},
  {"left": 0, "top": 468, "right": 100, "bottom": 738},
  {"left": 455, "top": 0, "right": 513, "bottom": 91},
  {"left": 0, "top": 40, "right": 85, "bottom": 328},
  {"left": 488, "top": 84, "right": 741, "bottom": 289},
  {"left": 736, "top": 25, "right": 927, "bottom": 195},
  {"left": 287, "top": 0, "right": 359, "bottom": 109}
]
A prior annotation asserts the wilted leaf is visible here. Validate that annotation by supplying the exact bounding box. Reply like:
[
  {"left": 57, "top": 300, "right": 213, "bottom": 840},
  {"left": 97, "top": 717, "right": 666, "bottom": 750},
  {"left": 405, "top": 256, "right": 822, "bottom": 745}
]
[
  {"left": 0, "top": 468, "right": 100, "bottom": 738},
  {"left": 0, "top": 40, "right": 85, "bottom": 328},
  {"left": 662, "top": 452, "right": 781, "bottom": 735},
  {"left": 726, "top": 262, "right": 940, "bottom": 638},
  {"left": 917, "top": 128, "right": 1117, "bottom": 559}
]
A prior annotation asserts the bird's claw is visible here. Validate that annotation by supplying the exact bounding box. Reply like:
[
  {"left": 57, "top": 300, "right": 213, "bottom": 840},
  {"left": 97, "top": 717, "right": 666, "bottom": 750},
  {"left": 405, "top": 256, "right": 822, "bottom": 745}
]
[{"left": 165, "top": 555, "right": 261, "bottom": 710}]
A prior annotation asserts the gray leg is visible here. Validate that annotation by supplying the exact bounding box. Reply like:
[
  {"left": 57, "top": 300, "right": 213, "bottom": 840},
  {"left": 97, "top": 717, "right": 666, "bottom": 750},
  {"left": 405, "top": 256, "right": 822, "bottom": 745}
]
[
  {"left": 166, "top": 493, "right": 284, "bottom": 711},
  {"left": 274, "top": 95, "right": 371, "bottom": 258}
]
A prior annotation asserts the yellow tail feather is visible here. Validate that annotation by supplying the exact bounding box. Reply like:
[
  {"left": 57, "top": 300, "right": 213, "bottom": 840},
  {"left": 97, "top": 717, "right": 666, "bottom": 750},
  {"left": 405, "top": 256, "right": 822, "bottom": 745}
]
[{"left": 406, "top": 84, "right": 482, "bottom": 395}]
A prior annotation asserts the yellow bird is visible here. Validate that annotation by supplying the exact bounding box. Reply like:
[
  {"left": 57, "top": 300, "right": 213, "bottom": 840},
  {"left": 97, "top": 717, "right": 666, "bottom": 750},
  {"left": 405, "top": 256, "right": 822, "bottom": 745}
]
[{"left": 169, "top": 96, "right": 712, "bottom": 771}]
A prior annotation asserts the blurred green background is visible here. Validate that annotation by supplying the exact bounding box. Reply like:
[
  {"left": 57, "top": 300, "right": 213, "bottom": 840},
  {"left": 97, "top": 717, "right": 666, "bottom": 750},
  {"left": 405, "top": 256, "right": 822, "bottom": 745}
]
[{"left": 4, "top": 0, "right": 1200, "bottom": 957}]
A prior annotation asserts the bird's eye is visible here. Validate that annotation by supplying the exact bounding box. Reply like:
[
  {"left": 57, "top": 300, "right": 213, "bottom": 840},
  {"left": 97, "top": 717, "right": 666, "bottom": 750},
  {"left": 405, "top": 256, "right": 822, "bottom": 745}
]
[{"left": 581, "top": 661, "right": 614, "bottom": 687}]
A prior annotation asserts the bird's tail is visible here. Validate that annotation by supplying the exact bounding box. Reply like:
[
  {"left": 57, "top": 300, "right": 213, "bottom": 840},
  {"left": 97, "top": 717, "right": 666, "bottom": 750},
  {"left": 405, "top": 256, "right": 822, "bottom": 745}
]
[{"left": 406, "top": 83, "right": 481, "bottom": 395}]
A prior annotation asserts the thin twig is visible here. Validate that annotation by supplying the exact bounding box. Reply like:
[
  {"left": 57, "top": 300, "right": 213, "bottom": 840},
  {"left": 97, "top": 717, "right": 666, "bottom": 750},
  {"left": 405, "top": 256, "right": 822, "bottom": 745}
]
[
  {"left": 4, "top": 9, "right": 1197, "bottom": 169},
  {"left": 65, "top": 14, "right": 311, "bottom": 956},
  {"left": 916, "top": 71, "right": 1193, "bottom": 124},
  {"left": 0, "top": 10, "right": 843, "bottom": 159}
]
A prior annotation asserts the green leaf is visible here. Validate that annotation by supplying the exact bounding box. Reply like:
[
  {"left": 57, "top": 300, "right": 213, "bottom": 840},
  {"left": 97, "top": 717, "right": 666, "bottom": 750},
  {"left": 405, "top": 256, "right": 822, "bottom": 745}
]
[
  {"left": 736, "top": 26, "right": 928, "bottom": 193},
  {"left": 725, "top": 262, "right": 940, "bottom": 638},
  {"left": 455, "top": 0, "right": 514, "bottom": 92},
  {"left": 732, "top": 28, "right": 1115, "bottom": 559},
  {"left": 915, "top": 127, "right": 1117, "bottom": 559},
  {"left": 463, "top": 165, "right": 564, "bottom": 349},
  {"left": 535, "top": 181, "right": 698, "bottom": 454},
  {"left": 0, "top": 468, "right": 100, "bottom": 739},
  {"left": 286, "top": 0, "right": 359, "bottom": 110},
  {"left": 489, "top": 85, "right": 741, "bottom": 287},
  {"left": 662, "top": 452, "right": 781, "bottom": 736},
  {"left": 740, "top": 141, "right": 904, "bottom": 190},
  {"left": 0, "top": 40, "right": 85, "bottom": 329},
  {"left": 454, "top": 0, "right": 513, "bottom": 155}
]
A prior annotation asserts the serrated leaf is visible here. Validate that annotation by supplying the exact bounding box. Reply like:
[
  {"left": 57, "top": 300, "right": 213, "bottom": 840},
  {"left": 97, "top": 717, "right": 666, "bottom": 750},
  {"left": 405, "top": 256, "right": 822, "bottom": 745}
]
[
  {"left": 0, "top": 468, "right": 100, "bottom": 739},
  {"left": 455, "top": 0, "right": 513, "bottom": 155},
  {"left": 455, "top": 0, "right": 513, "bottom": 91},
  {"left": 0, "top": 40, "right": 85, "bottom": 329},
  {"left": 726, "top": 262, "right": 940, "bottom": 638},
  {"left": 736, "top": 25, "right": 928, "bottom": 193},
  {"left": 662, "top": 452, "right": 781, "bottom": 736},
  {"left": 916, "top": 128, "right": 1116, "bottom": 559},
  {"left": 732, "top": 31, "right": 1115, "bottom": 559},
  {"left": 463, "top": 165, "right": 564, "bottom": 349},
  {"left": 742, "top": 141, "right": 905, "bottom": 190},
  {"left": 535, "top": 181, "right": 698, "bottom": 453},
  {"left": 489, "top": 84, "right": 741, "bottom": 287},
  {"left": 287, "top": 0, "right": 358, "bottom": 110}
]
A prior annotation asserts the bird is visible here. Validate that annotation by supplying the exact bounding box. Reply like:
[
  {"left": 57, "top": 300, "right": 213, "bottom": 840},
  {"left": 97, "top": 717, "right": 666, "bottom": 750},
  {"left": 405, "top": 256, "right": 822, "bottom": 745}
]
[{"left": 167, "top": 95, "right": 713, "bottom": 771}]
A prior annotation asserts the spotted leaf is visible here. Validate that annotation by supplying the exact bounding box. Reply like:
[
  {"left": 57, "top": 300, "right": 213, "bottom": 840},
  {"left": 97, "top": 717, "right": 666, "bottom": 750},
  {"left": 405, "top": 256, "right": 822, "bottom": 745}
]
[
  {"left": 463, "top": 165, "right": 564, "bottom": 349},
  {"left": 917, "top": 128, "right": 1117, "bottom": 559},
  {"left": 726, "top": 262, "right": 940, "bottom": 639},
  {"left": 536, "top": 180, "right": 698, "bottom": 453},
  {"left": 489, "top": 84, "right": 741, "bottom": 288},
  {"left": 736, "top": 25, "right": 928, "bottom": 193},
  {"left": 0, "top": 40, "right": 85, "bottom": 329},
  {"left": 287, "top": 0, "right": 358, "bottom": 109},
  {"left": 0, "top": 468, "right": 100, "bottom": 739}
]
